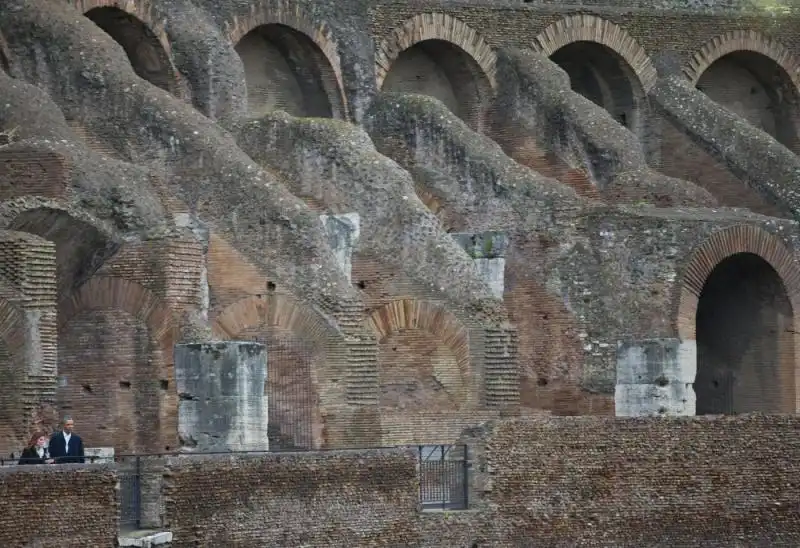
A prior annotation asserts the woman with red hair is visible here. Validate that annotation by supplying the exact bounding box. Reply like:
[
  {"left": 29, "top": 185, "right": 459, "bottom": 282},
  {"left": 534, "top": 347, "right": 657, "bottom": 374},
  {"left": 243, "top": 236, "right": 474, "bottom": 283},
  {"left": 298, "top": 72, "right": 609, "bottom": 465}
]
[{"left": 18, "top": 432, "right": 54, "bottom": 465}]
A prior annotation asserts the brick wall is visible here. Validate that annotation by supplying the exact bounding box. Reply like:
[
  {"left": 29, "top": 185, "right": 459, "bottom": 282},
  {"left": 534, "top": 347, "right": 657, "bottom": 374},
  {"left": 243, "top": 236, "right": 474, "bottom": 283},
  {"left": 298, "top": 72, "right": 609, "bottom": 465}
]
[
  {"left": 0, "top": 464, "right": 118, "bottom": 547},
  {"left": 471, "top": 415, "right": 800, "bottom": 546},
  {"left": 162, "top": 448, "right": 420, "bottom": 547}
]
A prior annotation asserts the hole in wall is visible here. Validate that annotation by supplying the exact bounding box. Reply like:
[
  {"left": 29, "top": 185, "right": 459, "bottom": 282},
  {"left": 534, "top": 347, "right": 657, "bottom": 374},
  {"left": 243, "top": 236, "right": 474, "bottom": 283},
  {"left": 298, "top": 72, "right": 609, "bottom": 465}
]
[
  {"left": 160, "top": 380, "right": 169, "bottom": 390},
  {"left": 119, "top": 380, "right": 131, "bottom": 389},
  {"left": 82, "top": 384, "right": 93, "bottom": 393}
]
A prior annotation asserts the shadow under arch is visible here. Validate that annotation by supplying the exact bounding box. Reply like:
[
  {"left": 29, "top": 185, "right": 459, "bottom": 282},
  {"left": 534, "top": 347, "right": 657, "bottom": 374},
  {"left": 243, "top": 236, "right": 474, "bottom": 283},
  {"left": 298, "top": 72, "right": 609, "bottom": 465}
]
[
  {"left": 82, "top": 4, "right": 182, "bottom": 97},
  {"left": 676, "top": 225, "right": 800, "bottom": 414},
  {"left": 685, "top": 31, "right": 800, "bottom": 151},
  {"left": 230, "top": 11, "right": 347, "bottom": 120},
  {"left": 376, "top": 13, "right": 496, "bottom": 132},
  {"left": 6, "top": 205, "right": 120, "bottom": 296},
  {"left": 533, "top": 15, "right": 654, "bottom": 137}
]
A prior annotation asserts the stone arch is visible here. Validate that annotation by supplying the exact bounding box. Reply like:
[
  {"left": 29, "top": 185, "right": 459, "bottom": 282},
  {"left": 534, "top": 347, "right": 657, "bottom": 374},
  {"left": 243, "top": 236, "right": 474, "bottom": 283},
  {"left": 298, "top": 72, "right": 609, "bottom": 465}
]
[
  {"left": 683, "top": 30, "right": 800, "bottom": 90},
  {"left": 4, "top": 204, "right": 119, "bottom": 296},
  {"left": 376, "top": 13, "right": 496, "bottom": 131},
  {"left": 684, "top": 31, "right": 800, "bottom": 151},
  {"left": 59, "top": 277, "right": 176, "bottom": 351},
  {"left": 212, "top": 293, "right": 341, "bottom": 450},
  {"left": 226, "top": 6, "right": 347, "bottom": 119},
  {"left": 73, "top": 0, "right": 183, "bottom": 97},
  {"left": 368, "top": 299, "right": 473, "bottom": 415},
  {"left": 532, "top": 14, "right": 657, "bottom": 93},
  {"left": 677, "top": 225, "right": 800, "bottom": 413},
  {"left": 57, "top": 276, "right": 177, "bottom": 451}
]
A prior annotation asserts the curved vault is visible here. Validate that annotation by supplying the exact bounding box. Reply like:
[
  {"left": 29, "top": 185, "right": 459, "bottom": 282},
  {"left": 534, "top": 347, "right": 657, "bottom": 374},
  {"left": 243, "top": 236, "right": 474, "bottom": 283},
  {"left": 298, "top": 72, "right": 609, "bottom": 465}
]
[
  {"left": 549, "top": 41, "right": 644, "bottom": 135},
  {"left": 381, "top": 39, "right": 492, "bottom": 132},
  {"left": 695, "top": 252, "right": 795, "bottom": 414},
  {"left": 695, "top": 51, "right": 799, "bottom": 150},
  {"left": 85, "top": 7, "right": 178, "bottom": 95},
  {"left": 234, "top": 24, "right": 345, "bottom": 119}
]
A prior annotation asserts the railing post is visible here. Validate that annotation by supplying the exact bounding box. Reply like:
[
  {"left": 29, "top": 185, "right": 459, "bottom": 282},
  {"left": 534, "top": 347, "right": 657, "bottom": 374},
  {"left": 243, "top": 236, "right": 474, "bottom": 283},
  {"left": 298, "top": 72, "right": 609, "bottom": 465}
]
[
  {"left": 462, "top": 444, "right": 469, "bottom": 509},
  {"left": 135, "top": 455, "right": 142, "bottom": 529}
]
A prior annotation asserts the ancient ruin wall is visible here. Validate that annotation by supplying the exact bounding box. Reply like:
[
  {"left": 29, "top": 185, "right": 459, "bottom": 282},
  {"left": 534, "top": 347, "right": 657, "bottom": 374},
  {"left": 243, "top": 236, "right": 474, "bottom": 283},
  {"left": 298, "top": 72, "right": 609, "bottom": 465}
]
[
  {"left": 469, "top": 415, "right": 800, "bottom": 546},
  {"left": 163, "top": 449, "right": 420, "bottom": 546},
  {"left": 0, "top": 464, "right": 118, "bottom": 547}
]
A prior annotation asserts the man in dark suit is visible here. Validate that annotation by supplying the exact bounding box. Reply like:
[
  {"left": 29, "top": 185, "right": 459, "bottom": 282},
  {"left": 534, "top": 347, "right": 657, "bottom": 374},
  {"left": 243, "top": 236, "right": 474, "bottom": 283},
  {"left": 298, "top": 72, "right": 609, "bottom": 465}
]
[{"left": 48, "top": 416, "right": 85, "bottom": 464}]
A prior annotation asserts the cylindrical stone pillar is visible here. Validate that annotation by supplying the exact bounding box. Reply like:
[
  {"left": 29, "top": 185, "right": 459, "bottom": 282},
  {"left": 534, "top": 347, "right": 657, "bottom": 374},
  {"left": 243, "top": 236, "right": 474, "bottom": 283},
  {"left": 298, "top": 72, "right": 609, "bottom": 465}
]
[
  {"left": 615, "top": 338, "right": 696, "bottom": 417},
  {"left": 174, "top": 341, "right": 268, "bottom": 452}
]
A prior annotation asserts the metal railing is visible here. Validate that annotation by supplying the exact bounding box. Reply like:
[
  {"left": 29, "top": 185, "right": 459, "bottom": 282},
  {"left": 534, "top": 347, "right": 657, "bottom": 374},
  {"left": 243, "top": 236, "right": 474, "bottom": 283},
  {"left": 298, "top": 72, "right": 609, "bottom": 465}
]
[
  {"left": 117, "top": 455, "right": 141, "bottom": 530},
  {"left": 418, "top": 444, "right": 469, "bottom": 511},
  {"left": 4, "top": 444, "right": 471, "bottom": 525}
]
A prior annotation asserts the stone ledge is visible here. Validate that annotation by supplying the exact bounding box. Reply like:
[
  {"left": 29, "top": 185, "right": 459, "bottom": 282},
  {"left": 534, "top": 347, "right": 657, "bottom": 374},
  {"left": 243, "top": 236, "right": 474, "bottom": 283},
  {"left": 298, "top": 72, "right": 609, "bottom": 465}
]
[{"left": 118, "top": 530, "right": 173, "bottom": 547}]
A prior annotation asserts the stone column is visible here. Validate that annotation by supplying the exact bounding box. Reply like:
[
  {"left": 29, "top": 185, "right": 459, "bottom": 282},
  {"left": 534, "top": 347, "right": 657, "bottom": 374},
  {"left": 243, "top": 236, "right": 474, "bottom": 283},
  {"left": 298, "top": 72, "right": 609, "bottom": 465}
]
[
  {"left": 320, "top": 213, "right": 360, "bottom": 283},
  {"left": 451, "top": 231, "right": 507, "bottom": 299},
  {"left": 615, "top": 338, "right": 696, "bottom": 417},
  {"left": 174, "top": 341, "right": 269, "bottom": 452}
]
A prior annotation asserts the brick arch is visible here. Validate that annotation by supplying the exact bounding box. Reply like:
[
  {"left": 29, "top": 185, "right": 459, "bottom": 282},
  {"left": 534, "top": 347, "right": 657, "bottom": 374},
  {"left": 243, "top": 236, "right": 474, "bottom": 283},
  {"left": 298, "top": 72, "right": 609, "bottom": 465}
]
[
  {"left": 70, "top": 0, "right": 185, "bottom": 98},
  {"left": 224, "top": 4, "right": 348, "bottom": 119},
  {"left": 368, "top": 299, "right": 471, "bottom": 382},
  {"left": 683, "top": 30, "right": 800, "bottom": 90},
  {"left": 58, "top": 276, "right": 177, "bottom": 357},
  {"left": 532, "top": 14, "right": 657, "bottom": 93},
  {"left": 375, "top": 13, "right": 497, "bottom": 90},
  {"left": 212, "top": 293, "right": 340, "bottom": 348},
  {"left": 676, "top": 225, "right": 800, "bottom": 341}
]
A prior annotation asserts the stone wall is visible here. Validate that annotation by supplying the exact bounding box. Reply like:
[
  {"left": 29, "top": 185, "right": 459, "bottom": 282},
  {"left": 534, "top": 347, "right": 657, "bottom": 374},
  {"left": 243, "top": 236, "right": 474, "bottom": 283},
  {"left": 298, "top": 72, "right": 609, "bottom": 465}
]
[
  {"left": 162, "top": 448, "right": 420, "bottom": 547},
  {"left": 468, "top": 415, "right": 800, "bottom": 546},
  {"left": 0, "top": 464, "right": 118, "bottom": 547}
]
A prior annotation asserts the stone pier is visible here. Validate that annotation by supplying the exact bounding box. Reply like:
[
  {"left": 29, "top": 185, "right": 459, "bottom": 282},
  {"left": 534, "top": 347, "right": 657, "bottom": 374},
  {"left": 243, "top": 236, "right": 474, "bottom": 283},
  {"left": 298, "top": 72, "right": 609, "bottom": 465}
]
[
  {"left": 174, "top": 341, "right": 269, "bottom": 452},
  {"left": 320, "top": 212, "right": 360, "bottom": 282},
  {"left": 615, "top": 338, "right": 696, "bottom": 417},
  {"left": 451, "top": 231, "right": 507, "bottom": 299}
]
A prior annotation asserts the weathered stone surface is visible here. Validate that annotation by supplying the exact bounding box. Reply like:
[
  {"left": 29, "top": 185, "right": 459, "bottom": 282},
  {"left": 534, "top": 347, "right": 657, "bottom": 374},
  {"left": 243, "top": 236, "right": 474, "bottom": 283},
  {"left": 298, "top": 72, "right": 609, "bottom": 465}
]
[
  {"left": 174, "top": 341, "right": 268, "bottom": 452},
  {"left": 616, "top": 338, "right": 696, "bottom": 416}
]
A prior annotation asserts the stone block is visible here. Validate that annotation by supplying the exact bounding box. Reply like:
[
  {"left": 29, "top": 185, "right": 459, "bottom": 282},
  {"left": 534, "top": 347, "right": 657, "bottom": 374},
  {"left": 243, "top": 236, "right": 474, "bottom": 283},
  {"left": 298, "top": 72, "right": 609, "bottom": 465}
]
[
  {"left": 452, "top": 231, "right": 508, "bottom": 299},
  {"left": 174, "top": 341, "right": 268, "bottom": 452},
  {"left": 320, "top": 212, "right": 360, "bottom": 283},
  {"left": 615, "top": 338, "right": 696, "bottom": 416}
]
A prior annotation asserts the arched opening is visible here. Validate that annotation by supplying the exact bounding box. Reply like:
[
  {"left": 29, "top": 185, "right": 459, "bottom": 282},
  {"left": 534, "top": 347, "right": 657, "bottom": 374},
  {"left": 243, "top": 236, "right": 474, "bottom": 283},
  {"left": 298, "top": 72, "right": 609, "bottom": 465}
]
[
  {"left": 696, "top": 51, "right": 799, "bottom": 149},
  {"left": 381, "top": 39, "right": 492, "bottom": 131},
  {"left": 85, "top": 7, "right": 175, "bottom": 94},
  {"left": 58, "top": 308, "right": 162, "bottom": 452},
  {"left": 9, "top": 208, "right": 118, "bottom": 295},
  {"left": 550, "top": 41, "right": 642, "bottom": 132},
  {"left": 234, "top": 24, "right": 342, "bottom": 119},
  {"left": 226, "top": 318, "right": 321, "bottom": 451},
  {"left": 695, "top": 252, "right": 795, "bottom": 414},
  {"left": 378, "top": 329, "right": 466, "bottom": 412}
]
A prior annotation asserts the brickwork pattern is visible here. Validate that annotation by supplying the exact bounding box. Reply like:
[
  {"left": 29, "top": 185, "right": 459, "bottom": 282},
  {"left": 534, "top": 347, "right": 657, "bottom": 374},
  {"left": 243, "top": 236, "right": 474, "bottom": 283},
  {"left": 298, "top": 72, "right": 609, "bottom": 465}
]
[
  {"left": 70, "top": 0, "right": 185, "bottom": 99},
  {"left": 0, "top": 148, "right": 71, "bottom": 202},
  {"left": 57, "top": 276, "right": 178, "bottom": 452},
  {"left": 479, "top": 415, "right": 800, "bottom": 545},
  {"left": 0, "top": 231, "right": 57, "bottom": 455},
  {"left": 0, "top": 465, "right": 118, "bottom": 547},
  {"left": 163, "top": 449, "right": 420, "bottom": 547}
]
